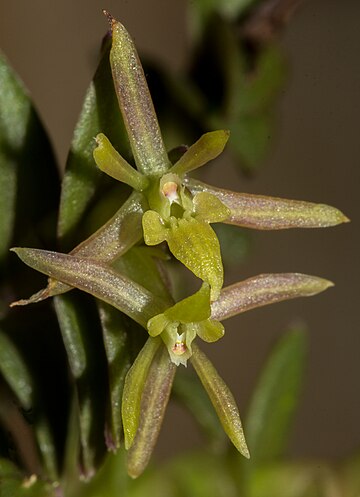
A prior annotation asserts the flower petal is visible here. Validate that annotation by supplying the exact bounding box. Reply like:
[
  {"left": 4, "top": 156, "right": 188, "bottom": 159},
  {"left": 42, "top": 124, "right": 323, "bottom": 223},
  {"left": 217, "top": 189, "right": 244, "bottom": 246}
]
[
  {"left": 142, "top": 210, "right": 168, "bottom": 246},
  {"left": 211, "top": 273, "right": 334, "bottom": 321},
  {"left": 93, "top": 133, "right": 148, "bottom": 191},
  {"left": 192, "top": 192, "right": 230, "bottom": 223},
  {"left": 186, "top": 179, "right": 350, "bottom": 229},
  {"left": 170, "top": 130, "right": 230, "bottom": 176},
  {"left": 196, "top": 320, "right": 225, "bottom": 343},
  {"left": 166, "top": 217, "right": 224, "bottom": 301}
]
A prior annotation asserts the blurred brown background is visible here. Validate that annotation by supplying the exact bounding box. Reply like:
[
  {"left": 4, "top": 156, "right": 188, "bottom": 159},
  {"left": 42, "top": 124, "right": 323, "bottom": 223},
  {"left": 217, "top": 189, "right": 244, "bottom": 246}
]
[{"left": 0, "top": 0, "right": 359, "bottom": 462}]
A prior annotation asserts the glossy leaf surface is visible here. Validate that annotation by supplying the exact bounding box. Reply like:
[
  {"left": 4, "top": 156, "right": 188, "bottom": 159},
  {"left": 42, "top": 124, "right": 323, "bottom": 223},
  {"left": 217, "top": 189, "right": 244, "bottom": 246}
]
[{"left": 0, "top": 53, "right": 59, "bottom": 269}]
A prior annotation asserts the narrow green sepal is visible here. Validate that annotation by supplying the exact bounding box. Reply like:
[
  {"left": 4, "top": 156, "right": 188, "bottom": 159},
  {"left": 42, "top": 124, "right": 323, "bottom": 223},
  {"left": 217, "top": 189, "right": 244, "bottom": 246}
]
[
  {"left": 106, "top": 13, "right": 170, "bottom": 176},
  {"left": 170, "top": 130, "right": 230, "bottom": 176},
  {"left": 122, "top": 337, "right": 161, "bottom": 450},
  {"left": 211, "top": 273, "right": 334, "bottom": 321},
  {"left": 186, "top": 179, "right": 350, "bottom": 229},
  {"left": 191, "top": 344, "right": 250, "bottom": 458},
  {"left": 127, "top": 345, "right": 176, "bottom": 478},
  {"left": 165, "top": 283, "right": 211, "bottom": 323},
  {"left": 11, "top": 248, "right": 167, "bottom": 327},
  {"left": 93, "top": 133, "right": 148, "bottom": 191}
]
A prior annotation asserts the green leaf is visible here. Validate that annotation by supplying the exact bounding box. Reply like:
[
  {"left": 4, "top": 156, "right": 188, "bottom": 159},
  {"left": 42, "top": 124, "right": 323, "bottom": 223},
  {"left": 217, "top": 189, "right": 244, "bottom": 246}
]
[
  {"left": 230, "top": 113, "right": 272, "bottom": 171},
  {"left": 190, "top": 344, "right": 249, "bottom": 458},
  {"left": 238, "top": 46, "right": 286, "bottom": 115},
  {"left": 122, "top": 337, "right": 161, "bottom": 450},
  {"left": 107, "top": 15, "right": 170, "bottom": 176},
  {"left": 0, "top": 331, "right": 33, "bottom": 409},
  {"left": 0, "top": 330, "right": 57, "bottom": 479},
  {"left": 211, "top": 273, "right": 334, "bottom": 321},
  {"left": 0, "top": 53, "right": 59, "bottom": 269},
  {"left": 11, "top": 248, "right": 168, "bottom": 327},
  {"left": 187, "top": 179, "right": 350, "bottom": 229},
  {"left": 54, "top": 293, "right": 107, "bottom": 478},
  {"left": 170, "top": 130, "right": 229, "bottom": 176},
  {"left": 127, "top": 345, "right": 176, "bottom": 478},
  {"left": 97, "top": 302, "right": 135, "bottom": 450},
  {"left": 245, "top": 328, "right": 307, "bottom": 464},
  {"left": 93, "top": 133, "right": 149, "bottom": 190},
  {"left": 57, "top": 39, "right": 128, "bottom": 248}
]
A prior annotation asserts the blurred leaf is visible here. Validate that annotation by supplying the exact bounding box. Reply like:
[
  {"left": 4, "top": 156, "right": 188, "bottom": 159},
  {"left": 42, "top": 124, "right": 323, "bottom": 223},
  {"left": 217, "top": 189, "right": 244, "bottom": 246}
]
[
  {"left": 0, "top": 53, "right": 59, "bottom": 271},
  {"left": 211, "top": 273, "right": 333, "bottom": 321},
  {"left": 249, "top": 461, "right": 321, "bottom": 497},
  {"left": 168, "top": 450, "right": 238, "bottom": 497},
  {"left": 187, "top": 178, "right": 350, "bottom": 229},
  {"left": 230, "top": 113, "right": 272, "bottom": 170},
  {"left": 190, "top": 344, "right": 249, "bottom": 457},
  {"left": 57, "top": 39, "right": 128, "bottom": 249},
  {"left": 122, "top": 337, "right": 161, "bottom": 450},
  {"left": 213, "top": 223, "right": 251, "bottom": 267},
  {"left": 238, "top": 46, "right": 286, "bottom": 115},
  {"left": 54, "top": 293, "right": 107, "bottom": 478},
  {"left": 245, "top": 328, "right": 307, "bottom": 467},
  {"left": 0, "top": 329, "right": 57, "bottom": 479},
  {"left": 127, "top": 345, "right": 176, "bottom": 478},
  {"left": 0, "top": 331, "right": 33, "bottom": 409},
  {"left": 12, "top": 248, "right": 168, "bottom": 327},
  {"left": 172, "top": 369, "right": 226, "bottom": 450}
]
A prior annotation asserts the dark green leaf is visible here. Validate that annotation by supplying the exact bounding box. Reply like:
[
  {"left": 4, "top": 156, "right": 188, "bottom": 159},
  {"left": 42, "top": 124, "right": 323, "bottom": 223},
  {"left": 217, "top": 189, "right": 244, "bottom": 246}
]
[
  {"left": 0, "top": 329, "right": 57, "bottom": 479},
  {"left": 57, "top": 39, "right": 128, "bottom": 249},
  {"left": 0, "top": 53, "right": 59, "bottom": 270},
  {"left": 97, "top": 302, "right": 135, "bottom": 450},
  {"left": 54, "top": 293, "right": 107, "bottom": 478}
]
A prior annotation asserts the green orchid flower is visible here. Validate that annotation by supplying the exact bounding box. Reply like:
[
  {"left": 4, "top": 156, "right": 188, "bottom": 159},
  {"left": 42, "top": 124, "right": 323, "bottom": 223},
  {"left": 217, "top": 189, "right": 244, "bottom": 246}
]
[{"left": 147, "top": 283, "right": 224, "bottom": 365}]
